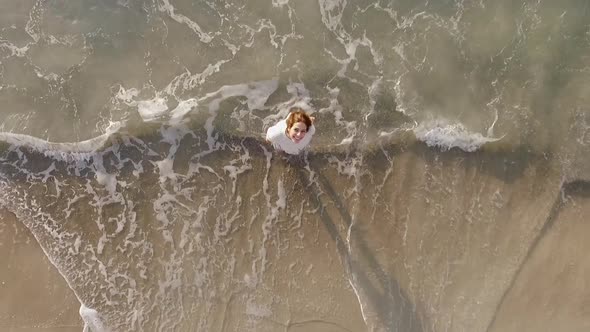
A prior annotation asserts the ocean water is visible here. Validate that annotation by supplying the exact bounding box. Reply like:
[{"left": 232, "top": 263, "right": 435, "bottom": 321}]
[{"left": 1, "top": 0, "right": 589, "bottom": 331}]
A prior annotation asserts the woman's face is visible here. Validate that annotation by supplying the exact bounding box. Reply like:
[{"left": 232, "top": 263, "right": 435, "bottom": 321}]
[{"left": 287, "top": 122, "right": 308, "bottom": 143}]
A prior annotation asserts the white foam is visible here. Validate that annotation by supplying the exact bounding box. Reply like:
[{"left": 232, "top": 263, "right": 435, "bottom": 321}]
[
  {"left": 157, "top": 0, "right": 213, "bottom": 43},
  {"left": 276, "top": 179, "right": 286, "bottom": 209},
  {"left": 80, "top": 304, "right": 109, "bottom": 332},
  {"left": 137, "top": 97, "right": 169, "bottom": 122},
  {"left": 115, "top": 86, "right": 140, "bottom": 104},
  {"left": 95, "top": 170, "right": 118, "bottom": 193},
  {"left": 271, "top": 0, "right": 290, "bottom": 8},
  {"left": 223, "top": 156, "right": 253, "bottom": 195},
  {"left": 201, "top": 79, "right": 279, "bottom": 111},
  {"left": 414, "top": 120, "right": 502, "bottom": 152},
  {"left": 169, "top": 99, "right": 199, "bottom": 125},
  {"left": 318, "top": 0, "right": 347, "bottom": 32},
  {"left": 0, "top": 131, "right": 114, "bottom": 162},
  {"left": 156, "top": 158, "right": 175, "bottom": 182},
  {"left": 0, "top": 41, "right": 30, "bottom": 57}
]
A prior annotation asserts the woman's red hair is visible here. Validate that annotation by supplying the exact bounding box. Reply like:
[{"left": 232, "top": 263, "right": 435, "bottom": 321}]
[{"left": 286, "top": 107, "right": 312, "bottom": 130}]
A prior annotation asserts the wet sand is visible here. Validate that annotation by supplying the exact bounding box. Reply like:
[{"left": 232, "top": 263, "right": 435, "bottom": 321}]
[
  {"left": 488, "top": 181, "right": 590, "bottom": 332},
  {"left": 0, "top": 209, "right": 82, "bottom": 332},
  {"left": 2, "top": 136, "right": 590, "bottom": 331}
]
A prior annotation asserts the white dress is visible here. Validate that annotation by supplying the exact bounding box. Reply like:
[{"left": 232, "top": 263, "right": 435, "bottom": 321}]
[{"left": 266, "top": 118, "right": 315, "bottom": 155}]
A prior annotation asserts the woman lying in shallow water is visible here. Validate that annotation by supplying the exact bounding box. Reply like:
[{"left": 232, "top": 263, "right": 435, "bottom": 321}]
[{"left": 266, "top": 107, "right": 316, "bottom": 155}]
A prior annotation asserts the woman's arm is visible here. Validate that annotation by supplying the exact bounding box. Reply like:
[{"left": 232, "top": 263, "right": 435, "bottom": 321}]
[{"left": 266, "top": 120, "right": 287, "bottom": 142}]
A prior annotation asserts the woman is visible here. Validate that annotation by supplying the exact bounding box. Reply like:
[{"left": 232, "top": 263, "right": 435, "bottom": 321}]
[{"left": 266, "top": 107, "right": 316, "bottom": 155}]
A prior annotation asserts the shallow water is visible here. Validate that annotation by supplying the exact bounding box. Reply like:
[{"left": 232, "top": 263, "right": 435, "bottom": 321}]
[{"left": 1, "top": 1, "right": 590, "bottom": 331}]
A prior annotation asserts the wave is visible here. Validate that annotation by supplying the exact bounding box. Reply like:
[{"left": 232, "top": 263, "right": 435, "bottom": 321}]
[
  {"left": 0, "top": 112, "right": 582, "bottom": 332},
  {"left": 0, "top": 130, "right": 115, "bottom": 162},
  {"left": 413, "top": 120, "right": 503, "bottom": 152}
]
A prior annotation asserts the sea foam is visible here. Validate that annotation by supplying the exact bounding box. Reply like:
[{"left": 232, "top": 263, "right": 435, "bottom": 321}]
[
  {"left": 414, "top": 121, "right": 502, "bottom": 152},
  {"left": 80, "top": 304, "right": 109, "bottom": 332}
]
